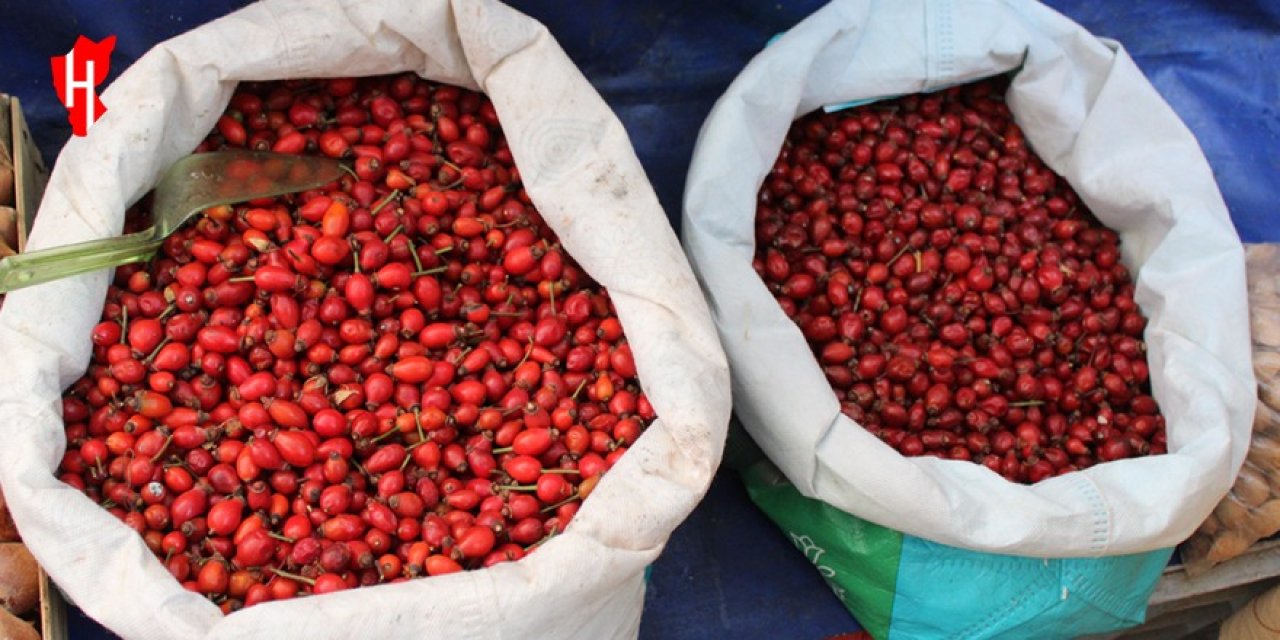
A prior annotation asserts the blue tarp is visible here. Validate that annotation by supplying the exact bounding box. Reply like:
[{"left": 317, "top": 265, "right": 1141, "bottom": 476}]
[{"left": 0, "top": 1, "right": 1275, "bottom": 638}]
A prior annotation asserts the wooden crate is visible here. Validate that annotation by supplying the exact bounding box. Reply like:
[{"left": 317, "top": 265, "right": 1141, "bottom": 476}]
[
  {"left": 0, "top": 93, "right": 63, "bottom": 640},
  {"left": 1, "top": 95, "right": 48, "bottom": 251}
]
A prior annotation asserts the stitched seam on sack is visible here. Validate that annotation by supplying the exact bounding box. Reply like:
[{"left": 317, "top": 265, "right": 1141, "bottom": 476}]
[
  {"left": 935, "top": 0, "right": 955, "bottom": 85},
  {"left": 1072, "top": 473, "right": 1111, "bottom": 554},
  {"left": 923, "top": 0, "right": 935, "bottom": 87}
]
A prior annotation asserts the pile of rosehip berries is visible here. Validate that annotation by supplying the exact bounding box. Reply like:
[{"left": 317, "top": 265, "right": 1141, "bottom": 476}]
[
  {"left": 59, "top": 74, "right": 652, "bottom": 611},
  {"left": 754, "top": 77, "right": 1165, "bottom": 484}
]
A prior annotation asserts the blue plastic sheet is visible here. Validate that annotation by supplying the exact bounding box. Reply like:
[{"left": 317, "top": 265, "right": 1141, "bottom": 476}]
[{"left": 0, "top": 2, "right": 1275, "bottom": 638}]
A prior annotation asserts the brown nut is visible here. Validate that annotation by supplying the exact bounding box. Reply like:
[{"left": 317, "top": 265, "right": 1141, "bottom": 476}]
[
  {"left": 1261, "top": 384, "right": 1280, "bottom": 415},
  {"left": 1207, "top": 529, "right": 1252, "bottom": 564},
  {"left": 0, "top": 206, "right": 15, "bottom": 252},
  {"left": 1248, "top": 500, "right": 1280, "bottom": 540},
  {"left": 0, "top": 486, "right": 17, "bottom": 542},
  {"left": 0, "top": 605, "right": 39, "bottom": 640},
  {"left": 1252, "top": 302, "right": 1280, "bottom": 346},
  {"left": 0, "top": 165, "right": 11, "bottom": 208},
  {"left": 1232, "top": 462, "right": 1273, "bottom": 508},
  {"left": 1196, "top": 513, "right": 1222, "bottom": 537},
  {"left": 1247, "top": 430, "right": 1280, "bottom": 475},
  {"left": 0, "top": 543, "right": 38, "bottom": 616},
  {"left": 1214, "top": 494, "right": 1256, "bottom": 532}
]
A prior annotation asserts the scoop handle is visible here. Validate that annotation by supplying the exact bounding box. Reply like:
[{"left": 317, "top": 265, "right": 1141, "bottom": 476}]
[{"left": 0, "top": 231, "right": 160, "bottom": 293}]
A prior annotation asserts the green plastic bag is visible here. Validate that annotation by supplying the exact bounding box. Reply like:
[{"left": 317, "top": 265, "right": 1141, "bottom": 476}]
[{"left": 737, "top": 455, "right": 1171, "bottom": 640}]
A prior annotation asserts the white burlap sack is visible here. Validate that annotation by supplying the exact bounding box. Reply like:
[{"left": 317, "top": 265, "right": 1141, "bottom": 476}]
[
  {"left": 683, "top": 0, "right": 1254, "bottom": 557},
  {"left": 0, "top": 1, "right": 729, "bottom": 637}
]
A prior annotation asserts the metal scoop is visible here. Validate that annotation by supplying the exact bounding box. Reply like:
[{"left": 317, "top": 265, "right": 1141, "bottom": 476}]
[{"left": 0, "top": 150, "right": 343, "bottom": 293}]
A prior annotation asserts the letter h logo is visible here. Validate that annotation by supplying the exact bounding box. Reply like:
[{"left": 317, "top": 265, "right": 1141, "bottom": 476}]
[{"left": 51, "top": 35, "right": 116, "bottom": 137}]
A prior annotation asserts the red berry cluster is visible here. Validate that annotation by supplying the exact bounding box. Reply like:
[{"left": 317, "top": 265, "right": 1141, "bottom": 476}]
[
  {"left": 58, "top": 74, "right": 653, "bottom": 612},
  {"left": 753, "top": 77, "right": 1165, "bottom": 484}
]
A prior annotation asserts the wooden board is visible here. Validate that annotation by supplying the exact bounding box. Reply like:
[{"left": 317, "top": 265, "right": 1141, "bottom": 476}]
[
  {"left": 9, "top": 96, "right": 47, "bottom": 252},
  {"left": 37, "top": 568, "right": 66, "bottom": 640},
  {"left": 1, "top": 93, "right": 61, "bottom": 640},
  {"left": 1151, "top": 540, "right": 1280, "bottom": 610}
]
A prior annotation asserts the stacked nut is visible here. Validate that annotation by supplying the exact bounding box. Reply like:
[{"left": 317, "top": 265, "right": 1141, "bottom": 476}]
[
  {"left": 0, "top": 487, "right": 39, "bottom": 640},
  {"left": 1182, "top": 243, "right": 1280, "bottom": 575}
]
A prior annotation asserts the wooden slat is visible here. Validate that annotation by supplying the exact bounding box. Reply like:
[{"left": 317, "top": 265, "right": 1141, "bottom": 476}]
[
  {"left": 4, "top": 93, "right": 62, "bottom": 640},
  {"left": 1152, "top": 540, "right": 1280, "bottom": 606},
  {"left": 38, "top": 567, "right": 68, "bottom": 640},
  {"left": 10, "top": 96, "right": 47, "bottom": 252}
]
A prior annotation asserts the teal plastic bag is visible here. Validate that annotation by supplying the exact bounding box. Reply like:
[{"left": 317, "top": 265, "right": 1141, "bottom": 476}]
[{"left": 738, "top": 457, "right": 1171, "bottom": 640}]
